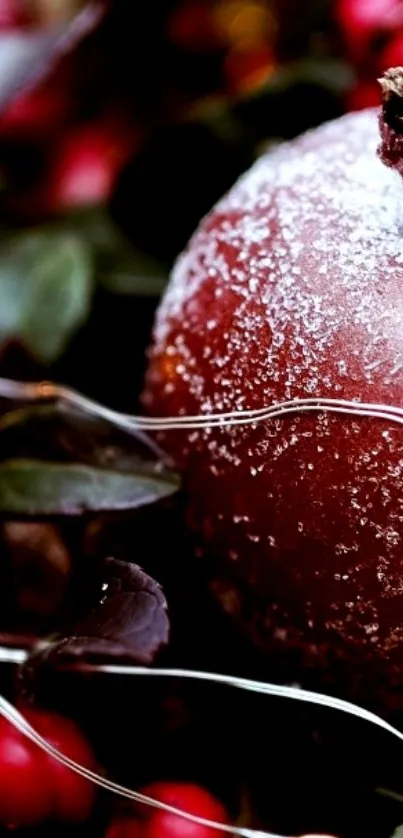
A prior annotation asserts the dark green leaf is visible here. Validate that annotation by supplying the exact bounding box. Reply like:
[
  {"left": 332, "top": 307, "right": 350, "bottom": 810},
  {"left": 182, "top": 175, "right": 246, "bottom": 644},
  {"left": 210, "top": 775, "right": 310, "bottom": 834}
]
[
  {"left": 0, "top": 230, "right": 93, "bottom": 362},
  {"left": 0, "top": 459, "right": 179, "bottom": 515},
  {"left": 0, "top": 401, "right": 170, "bottom": 468}
]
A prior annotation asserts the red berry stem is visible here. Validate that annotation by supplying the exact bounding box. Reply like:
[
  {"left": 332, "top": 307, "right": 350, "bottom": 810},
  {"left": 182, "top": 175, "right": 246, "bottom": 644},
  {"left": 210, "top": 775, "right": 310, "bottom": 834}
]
[{"left": 378, "top": 67, "right": 403, "bottom": 176}]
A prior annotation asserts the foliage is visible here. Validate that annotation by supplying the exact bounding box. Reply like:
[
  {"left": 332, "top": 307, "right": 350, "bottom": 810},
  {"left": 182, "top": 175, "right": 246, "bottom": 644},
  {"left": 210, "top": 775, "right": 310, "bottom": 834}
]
[{"left": 0, "top": 4, "right": 402, "bottom": 838}]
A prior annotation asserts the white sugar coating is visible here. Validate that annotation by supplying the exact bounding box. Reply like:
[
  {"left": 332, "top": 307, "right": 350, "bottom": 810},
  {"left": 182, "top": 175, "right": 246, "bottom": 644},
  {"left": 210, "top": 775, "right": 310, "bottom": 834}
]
[
  {"left": 145, "top": 108, "right": 403, "bottom": 672},
  {"left": 151, "top": 108, "right": 403, "bottom": 411}
]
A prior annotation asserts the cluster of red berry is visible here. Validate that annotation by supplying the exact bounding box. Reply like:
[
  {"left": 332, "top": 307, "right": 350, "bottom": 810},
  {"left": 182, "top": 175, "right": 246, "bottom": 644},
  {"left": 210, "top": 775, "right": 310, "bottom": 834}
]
[
  {"left": 0, "top": 709, "right": 96, "bottom": 826},
  {"left": 3, "top": 0, "right": 399, "bottom": 219},
  {"left": 335, "top": 0, "right": 403, "bottom": 110},
  {"left": 0, "top": 709, "right": 231, "bottom": 837},
  {"left": 107, "top": 782, "right": 228, "bottom": 838},
  {"left": 0, "top": 705, "right": 340, "bottom": 836}
]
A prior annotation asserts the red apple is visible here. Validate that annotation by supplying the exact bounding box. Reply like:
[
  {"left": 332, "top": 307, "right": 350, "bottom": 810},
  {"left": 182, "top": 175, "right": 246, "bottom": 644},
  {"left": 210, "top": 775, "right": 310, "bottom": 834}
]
[{"left": 144, "top": 104, "right": 403, "bottom": 705}]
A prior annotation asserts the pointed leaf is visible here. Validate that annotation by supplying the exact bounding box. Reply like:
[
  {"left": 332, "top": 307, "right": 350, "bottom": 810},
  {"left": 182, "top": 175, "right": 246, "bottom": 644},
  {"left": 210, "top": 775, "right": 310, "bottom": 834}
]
[
  {"left": 0, "top": 229, "right": 93, "bottom": 362},
  {"left": 66, "top": 558, "right": 169, "bottom": 664},
  {"left": 0, "top": 401, "right": 170, "bottom": 468},
  {"left": 26, "top": 559, "right": 170, "bottom": 666},
  {"left": 0, "top": 459, "right": 179, "bottom": 515}
]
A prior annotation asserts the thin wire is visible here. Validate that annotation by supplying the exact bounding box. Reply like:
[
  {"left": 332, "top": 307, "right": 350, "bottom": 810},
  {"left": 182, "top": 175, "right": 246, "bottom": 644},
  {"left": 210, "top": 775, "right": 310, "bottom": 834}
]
[
  {"left": 1, "top": 377, "right": 403, "bottom": 435},
  {"left": 0, "top": 378, "right": 401, "bottom": 835},
  {"left": 2, "top": 644, "right": 401, "bottom": 743},
  {"left": 0, "top": 648, "right": 402, "bottom": 837},
  {"left": 65, "top": 664, "right": 403, "bottom": 747},
  {"left": 0, "top": 378, "right": 166, "bottom": 459},
  {"left": 0, "top": 693, "right": 277, "bottom": 838}
]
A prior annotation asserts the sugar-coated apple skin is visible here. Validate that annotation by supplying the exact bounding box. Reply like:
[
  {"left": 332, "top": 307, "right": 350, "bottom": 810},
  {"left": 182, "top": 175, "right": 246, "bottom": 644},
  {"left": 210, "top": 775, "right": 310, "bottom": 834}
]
[{"left": 144, "top": 108, "right": 403, "bottom": 703}]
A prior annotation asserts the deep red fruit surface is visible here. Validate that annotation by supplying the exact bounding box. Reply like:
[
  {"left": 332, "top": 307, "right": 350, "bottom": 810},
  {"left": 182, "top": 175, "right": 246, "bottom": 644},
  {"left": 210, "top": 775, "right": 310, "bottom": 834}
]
[
  {"left": 145, "top": 108, "right": 403, "bottom": 703},
  {"left": 139, "top": 782, "right": 228, "bottom": 838},
  {"left": 25, "top": 709, "right": 96, "bottom": 823},
  {"left": 0, "top": 716, "right": 53, "bottom": 826}
]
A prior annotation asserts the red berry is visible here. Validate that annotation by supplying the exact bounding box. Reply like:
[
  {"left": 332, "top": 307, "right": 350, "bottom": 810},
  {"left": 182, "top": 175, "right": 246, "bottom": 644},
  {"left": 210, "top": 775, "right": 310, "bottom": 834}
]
[
  {"left": 144, "top": 107, "right": 403, "bottom": 708},
  {"left": 25, "top": 709, "right": 96, "bottom": 823},
  {"left": 167, "top": 1, "right": 221, "bottom": 53},
  {"left": 335, "top": 0, "right": 402, "bottom": 58},
  {"left": 46, "top": 122, "right": 139, "bottom": 210},
  {"left": 0, "top": 77, "right": 72, "bottom": 139},
  {"left": 0, "top": 716, "right": 53, "bottom": 826},
  {"left": 336, "top": 0, "right": 400, "bottom": 34},
  {"left": 138, "top": 782, "right": 228, "bottom": 838},
  {"left": 0, "top": 708, "right": 96, "bottom": 826}
]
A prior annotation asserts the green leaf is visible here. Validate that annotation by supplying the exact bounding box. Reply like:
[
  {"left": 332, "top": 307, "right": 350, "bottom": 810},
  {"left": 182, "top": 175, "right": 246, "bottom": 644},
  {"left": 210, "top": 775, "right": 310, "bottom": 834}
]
[
  {"left": 0, "top": 399, "right": 168, "bottom": 467},
  {"left": 0, "top": 229, "right": 93, "bottom": 363},
  {"left": 391, "top": 827, "right": 403, "bottom": 838},
  {"left": 0, "top": 459, "right": 179, "bottom": 516}
]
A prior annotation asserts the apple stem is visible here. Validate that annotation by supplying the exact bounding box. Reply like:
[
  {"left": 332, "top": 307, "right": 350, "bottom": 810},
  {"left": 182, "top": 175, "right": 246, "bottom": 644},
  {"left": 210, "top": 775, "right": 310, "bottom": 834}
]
[{"left": 378, "top": 67, "right": 403, "bottom": 177}]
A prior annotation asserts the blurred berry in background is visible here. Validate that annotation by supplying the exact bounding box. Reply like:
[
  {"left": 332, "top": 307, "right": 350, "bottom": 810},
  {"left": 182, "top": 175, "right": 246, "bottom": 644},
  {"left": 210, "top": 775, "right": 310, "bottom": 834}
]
[
  {"left": 0, "top": 8, "right": 401, "bottom": 837},
  {"left": 0, "top": 0, "right": 399, "bottom": 402},
  {"left": 0, "top": 0, "right": 396, "bottom": 250}
]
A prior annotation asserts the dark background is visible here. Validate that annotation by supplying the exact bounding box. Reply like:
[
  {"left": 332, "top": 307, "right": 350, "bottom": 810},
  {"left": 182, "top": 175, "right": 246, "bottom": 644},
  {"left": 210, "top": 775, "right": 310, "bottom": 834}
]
[
  {"left": 0, "top": 3, "right": 402, "bottom": 838},
  {"left": 0, "top": 0, "right": 395, "bottom": 410}
]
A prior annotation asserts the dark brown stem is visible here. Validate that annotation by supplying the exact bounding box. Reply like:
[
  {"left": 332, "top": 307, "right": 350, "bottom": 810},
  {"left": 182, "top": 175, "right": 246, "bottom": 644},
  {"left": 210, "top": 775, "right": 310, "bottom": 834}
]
[{"left": 378, "top": 67, "right": 403, "bottom": 177}]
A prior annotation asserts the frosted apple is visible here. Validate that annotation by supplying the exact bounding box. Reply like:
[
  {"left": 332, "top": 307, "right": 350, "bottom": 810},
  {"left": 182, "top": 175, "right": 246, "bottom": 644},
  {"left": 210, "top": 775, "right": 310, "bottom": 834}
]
[{"left": 144, "top": 70, "right": 403, "bottom": 704}]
